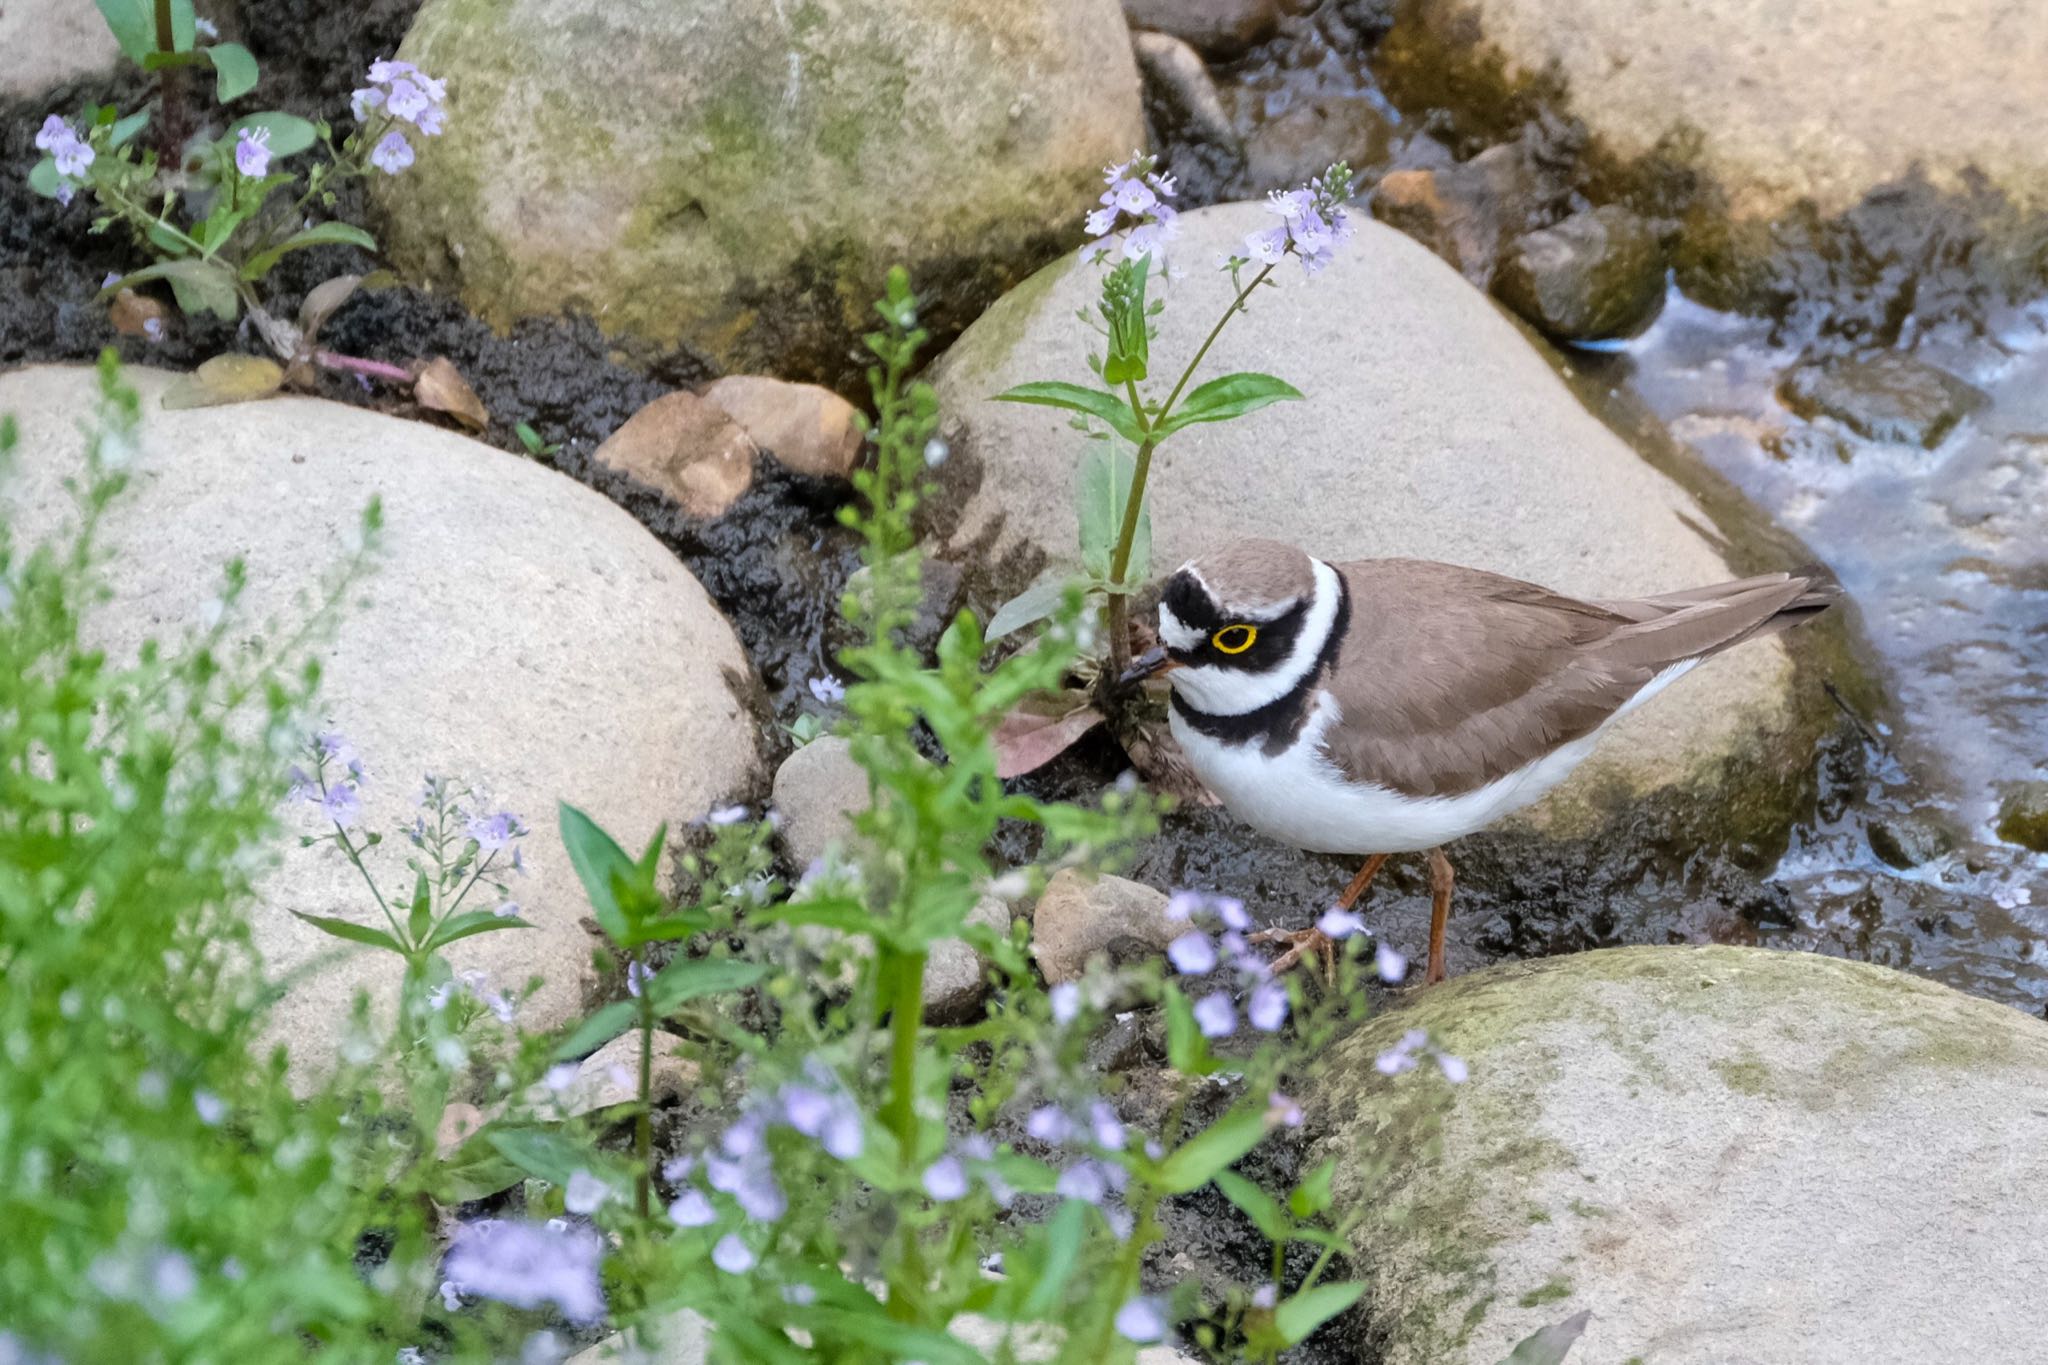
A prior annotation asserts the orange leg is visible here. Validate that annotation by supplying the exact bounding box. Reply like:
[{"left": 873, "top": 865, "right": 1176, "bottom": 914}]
[
  {"left": 1425, "top": 847, "right": 1455, "bottom": 985},
  {"left": 1251, "top": 853, "right": 1390, "bottom": 986}
]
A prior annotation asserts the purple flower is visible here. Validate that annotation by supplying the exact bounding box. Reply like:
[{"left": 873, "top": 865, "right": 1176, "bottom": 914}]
[
  {"left": 194, "top": 1091, "right": 225, "bottom": 1125},
  {"left": 1026, "top": 1105, "right": 1074, "bottom": 1145},
  {"left": 668, "top": 1189, "right": 715, "bottom": 1228},
  {"left": 543, "top": 1062, "right": 579, "bottom": 1092},
  {"left": 1317, "top": 908, "right": 1366, "bottom": 940},
  {"left": 493, "top": 900, "right": 520, "bottom": 918},
  {"left": 625, "top": 959, "right": 652, "bottom": 998},
  {"left": 1376, "top": 941, "right": 1408, "bottom": 983},
  {"left": 1265, "top": 1091, "right": 1304, "bottom": 1128},
  {"left": 1115, "top": 1296, "right": 1168, "bottom": 1344},
  {"left": 1251, "top": 1283, "right": 1278, "bottom": 1310},
  {"left": 1088, "top": 1100, "right": 1125, "bottom": 1151},
  {"left": 922, "top": 1156, "right": 968, "bottom": 1201},
  {"left": 384, "top": 77, "right": 433, "bottom": 123},
  {"left": 705, "top": 804, "right": 749, "bottom": 826},
  {"left": 1165, "top": 890, "right": 1204, "bottom": 921},
  {"left": 705, "top": 1151, "right": 784, "bottom": 1222},
  {"left": 807, "top": 673, "right": 845, "bottom": 704},
  {"left": 1248, "top": 980, "right": 1289, "bottom": 1032},
  {"left": 438, "top": 1279, "right": 462, "bottom": 1311},
  {"left": 782, "top": 1282, "right": 817, "bottom": 1306},
  {"left": 1193, "top": 991, "right": 1235, "bottom": 1038},
  {"left": 780, "top": 1084, "right": 832, "bottom": 1136},
  {"left": 234, "top": 127, "right": 272, "bottom": 178},
  {"left": 1235, "top": 166, "right": 1355, "bottom": 275},
  {"left": 35, "top": 114, "right": 94, "bottom": 180},
  {"left": 443, "top": 1219, "right": 605, "bottom": 1322},
  {"left": 1084, "top": 151, "right": 1180, "bottom": 267},
  {"left": 468, "top": 810, "right": 526, "bottom": 850},
  {"left": 366, "top": 58, "right": 417, "bottom": 84},
  {"left": 1168, "top": 931, "right": 1217, "bottom": 976},
  {"left": 369, "top": 129, "right": 414, "bottom": 175},
  {"left": 1437, "top": 1053, "right": 1469, "bottom": 1084},
  {"left": 1375, "top": 1027, "right": 1428, "bottom": 1076},
  {"left": 1214, "top": 897, "right": 1250, "bottom": 931},
  {"left": 1055, "top": 1160, "right": 1108, "bottom": 1204},
  {"left": 321, "top": 783, "right": 362, "bottom": 828},
  {"left": 350, "top": 86, "right": 385, "bottom": 120},
  {"left": 1049, "top": 981, "right": 1081, "bottom": 1025},
  {"left": 564, "top": 1170, "right": 611, "bottom": 1215},
  {"left": 711, "top": 1234, "right": 754, "bottom": 1274}
]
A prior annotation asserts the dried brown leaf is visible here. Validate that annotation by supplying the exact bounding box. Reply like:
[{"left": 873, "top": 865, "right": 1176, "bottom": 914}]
[
  {"left": 297, "top": 274, "right": 362, "bottom": 347},
  {"left": 414, "top": 356, "right": 489, "bottom": 433},
  {"left": 160, "top": 354, "right": 286, "bottom": 410},
  {"left": 993, "top": 694, "right": 1107, "bottom": 780},
  {"left": 109, "top": 288, "right": 169, "bottom": 341}
]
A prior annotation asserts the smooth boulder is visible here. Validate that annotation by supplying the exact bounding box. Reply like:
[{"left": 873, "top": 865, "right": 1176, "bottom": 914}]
[
  {"left": 1380, "top": 0, "right": 2048, "bottom": 220},
  {"left": 1306, "top": 946, "right": 2048, "bottom": 1364},
  {"left": 930, "top": 205, "right": 1820, "bottom": 832},
  {"left": 377, "top": 0, "right": 1145, "bottom": 375},
  {"left": 0, "top": 0, "right": 120, "bottom": 99},
  {"left": 0, "top": 367, "right": 761, "bottom": 1080}
]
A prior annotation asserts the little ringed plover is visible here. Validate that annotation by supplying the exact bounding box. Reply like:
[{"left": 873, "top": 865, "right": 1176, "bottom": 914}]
[{"left": 1130, "top": 539, "right": 1840, "bottom": 985}]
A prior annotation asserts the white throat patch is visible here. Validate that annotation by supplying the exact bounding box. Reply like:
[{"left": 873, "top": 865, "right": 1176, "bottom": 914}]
[{"left": 1166, "top": 558, "right": 1342, "bottom": 717}]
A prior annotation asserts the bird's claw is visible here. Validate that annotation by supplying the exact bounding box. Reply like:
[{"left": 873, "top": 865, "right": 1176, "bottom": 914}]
[{"left": 1248, "top": 925, "right": 1339, "bottom": 990}]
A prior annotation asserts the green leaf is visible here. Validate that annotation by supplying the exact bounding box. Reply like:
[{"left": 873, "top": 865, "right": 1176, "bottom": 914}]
[
  {"left": 160, "top": 353, "right": 283, "bottom": 408},
  {"left": 1019, "top": 1199, "right": 1089, "bottom": 1317},
  {"left": 290, "top": 911, "right": 401, "bottom": 953},
  {"left": 407, "top": 869, "right": 432, "bottom": 943},
  {"left": 805, "top": 1309, "right": 984, "bottom": 1365},
  {"left": 991, "top": 381, "right": 1145, "bottom": 445},
  {"left": 757, "top": 898, "right": 875, "bottom": 936},
  {"left": 26, "top": 158, "right": 64, "bottom": 199},
  {"left": 428, "top": 909, "right": 533, "bottom": 949},
  {"left": 92, "top": 0, "right": 154, "bottom": 61},
  {"left": 645, "top": 957, "right": 767, "bottom": 1015},
  {"left": 1154, "top": 372, "right": 1303, "bottom": 437},
  {"left": 559, "top": 802, "right": 634, "bottom": 943},
  {"left": 119, "top": 260, "right": 242, "bottom": 322},
  {"left": 1100, "top": 254, "right": 1152, "bottom": 385},
  {"left": 486, "top": 1125, "right": 589, "bottom": 1186},
  {"left": 432, "top": 1138, "right": 524, "bottom": 1202},
  {"left": 551, "top": 1001, "right": 637, "bottom": 1062},
  {"left": 1076, "top": 443, "right": 1147, "bottom": 584},
  {"left": 1276, "top": 1281, "right": 1366, "bottom": 1346},
  {"left": 109, "top": 110, "right": 151, "bottom": 148},
  {"left": 205, "top": 42, "right": 259, "bottom": 102},
  {"left": 1216, "top": 1169, "right": 1290, "bottom": 1242},
  {"left": 1162, "top": 982, "right": 1217, "bottom": 1077},
  {"left": 168, "top": 0, "right": 195, "bottom": 50},
  {"left": 1288, "top": 1157, "right": 1336, "bottom": 1220},
  {"left": 1154, "top": 1099, "right": 1270, "bottom": 1194},
  {"left": 225, "top": 111, "right": 317, "bottom": 158},
  {"left": 985, "top": 573, "right": 1071, "bottom": 642},
  {"left": 1498, "top": 1310, "right": 1592, "bottom": 1365},
  {"left": 240, "top": 221, "right": 376, "bottom": 281}
]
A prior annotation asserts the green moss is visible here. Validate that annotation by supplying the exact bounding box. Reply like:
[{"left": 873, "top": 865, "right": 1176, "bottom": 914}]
[
  {"left": 1710, "top": 1047, "right": 1772, "bottom": 1096},
  {"left": 1517, "top": 1277, "right": 1573, "bottom": 1309},
  {"left": 1566, "top": 1198, "right": 1609, "bottom": 1219}
]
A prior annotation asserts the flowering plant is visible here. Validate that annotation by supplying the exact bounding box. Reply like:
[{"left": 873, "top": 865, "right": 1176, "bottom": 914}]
[
  {"left": 988, "top": 156, "right": 1356, "bottom": 711},
  {"left": 29, "top": 24, "right": 450, "bottom": 402}
]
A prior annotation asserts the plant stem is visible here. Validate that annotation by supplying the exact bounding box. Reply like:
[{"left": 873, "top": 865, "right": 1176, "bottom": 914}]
[
  {"left": 1099, "top": 263, "right": 1276, "bottom": 686},
  {"left": 152, "top": 0, "right": 189, "bottom": 169},
  {"left": 635, "top": 993, "right": 653, "bottom": 1219},
  {"left": 315, "top": 351, "right": 414, "bottom": 385},
  {"left": 881, "top": 945, "right": 929, "bottom": 1321}
]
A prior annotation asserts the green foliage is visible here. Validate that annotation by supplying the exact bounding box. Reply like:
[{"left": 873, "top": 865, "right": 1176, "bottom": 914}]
[{"left": 0, "top": 355, "right": 437, "bottom": 1360}]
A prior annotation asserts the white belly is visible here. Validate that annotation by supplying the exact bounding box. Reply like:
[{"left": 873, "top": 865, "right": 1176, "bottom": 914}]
[{"left": 1169, "top": 665, "right": 1694, "bottom": 854}]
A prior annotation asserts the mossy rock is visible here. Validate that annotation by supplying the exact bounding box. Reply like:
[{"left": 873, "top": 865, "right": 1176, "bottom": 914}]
[
  {"left": 373, "top": 0, "right": 1144, "bottom": 380},
  {"left": 1306, "top": 945, "right": 2048, "bottom": 1363}
]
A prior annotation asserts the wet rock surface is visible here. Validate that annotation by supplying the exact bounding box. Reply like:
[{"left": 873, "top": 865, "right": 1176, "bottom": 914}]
[
  {"left": 1308, "top": 945, "right": 2048, "bottom": 1364},
  {"left": 375, "top": 0, "right": 1145, "bottom": 379},
  {"left": 1031, "top": 870, "right": 1180, "bottom": 984},
  {"left": 702, "top": 375, "right": 865, "bottom": 482},
  {"left": 0, "top": 365, "right": 762, "bottom": 1082},
  {"left": 1133, "top": 31, "right": 1241, "bottom": 157},
  {"left": 1369, "top": 144, "right": 1533, "bottom": 287},
  {"left": 1779, "top": 352, "right": 1989, "bottom": 450},
  {"left": 1492, "top": 205, "right": 1666, "bottom": 341},
  {"left": 1124, "top": 0, "right": 1280, "bottom": 58}
]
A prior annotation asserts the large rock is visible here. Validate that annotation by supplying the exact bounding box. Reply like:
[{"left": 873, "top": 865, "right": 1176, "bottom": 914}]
[
  {"left": 1377, "top": 0, "right": 2048, "bottom": 221},
  {"left": 377, "top": 0, "right": 1145, "bottom": 376},
  {"left": 930, "top": 206, "right": 1821, "bottom": 834},
  {"left": 1306, "top": 946, "right": 2048, "bottom": 1364},
  {"left": 0, "top": 0, "right": 122, "bottom": 100},
  {"left": 0, "top": 366, "right": 760, "bottom": 1080}
]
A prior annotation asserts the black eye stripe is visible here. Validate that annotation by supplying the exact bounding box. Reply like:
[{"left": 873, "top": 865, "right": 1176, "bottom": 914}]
[{"left": 1160, "top": 572, "right": 1311, "bottom": 671}]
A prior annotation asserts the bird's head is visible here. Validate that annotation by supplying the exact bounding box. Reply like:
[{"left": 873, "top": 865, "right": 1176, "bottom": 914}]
[{"left": 1126, "top": 539, "right": 1337, "bottom": 716}]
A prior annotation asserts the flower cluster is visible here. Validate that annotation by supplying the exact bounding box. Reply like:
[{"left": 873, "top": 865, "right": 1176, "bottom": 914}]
[
  {"left": 288, "top": 731, "right": 367, "bottom": 827},
  {"left": 1083, "top": 151, "right": 1180, "bottom": 268},
  {"left": 1163, "top": 889, "right": 1289, "bottom": 1039},
  {"left": 1239, "top": 165, "right": 1355, "bottom": 275},
  {"left": 441, "top": 1218, "right": 605, "bottom": 1322},
  {"left": 350, "top": 58, "right": 445, "bottom": 175},
  {"left": 665, "top": 1061, "right": 865, "bottom": 1243},
  {"left": 33, "top": 115, "right": 93, "bottom": 203},
  {"left": 426, "top": 968, "right": 517, "bottom": 1024}
]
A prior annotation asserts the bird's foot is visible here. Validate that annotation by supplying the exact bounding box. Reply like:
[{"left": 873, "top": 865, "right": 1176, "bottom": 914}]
[{"left": 1248, "top": 924, "right": 1339, "bottom": 988}]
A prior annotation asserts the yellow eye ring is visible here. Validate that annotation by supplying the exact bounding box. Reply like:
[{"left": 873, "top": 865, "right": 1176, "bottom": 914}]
[{"left": 1212, "top": 624, "right": 1258, "bottom": 655}]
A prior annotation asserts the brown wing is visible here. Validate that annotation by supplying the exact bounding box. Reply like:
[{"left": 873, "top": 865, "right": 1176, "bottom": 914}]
[{"left": 1318, "top": 559, "right": 1830, "bottom": 798}]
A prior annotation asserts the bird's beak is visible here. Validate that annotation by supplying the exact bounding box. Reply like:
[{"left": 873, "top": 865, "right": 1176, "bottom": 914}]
[{"left": 1119, "top": 644, "right": 1180, "bottom": 686}]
